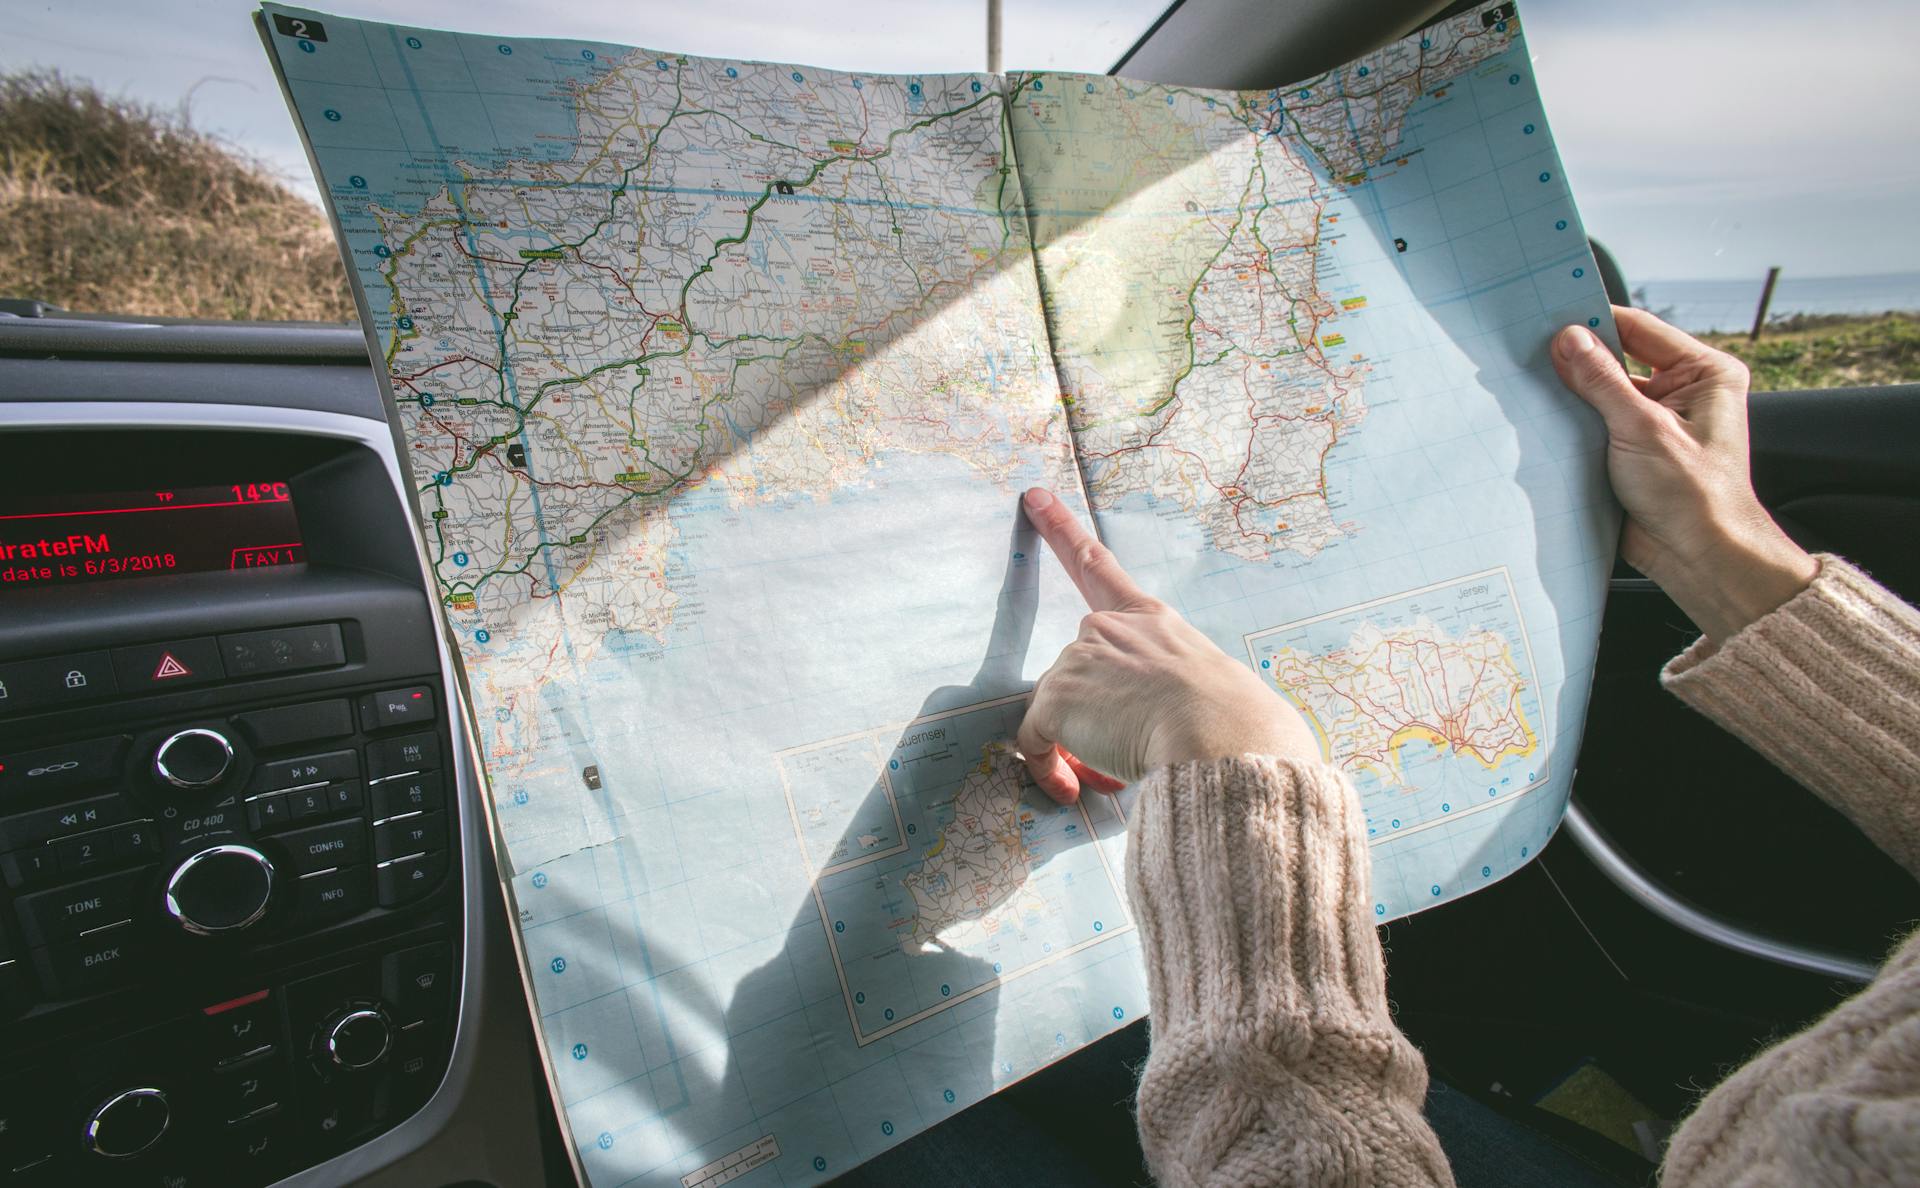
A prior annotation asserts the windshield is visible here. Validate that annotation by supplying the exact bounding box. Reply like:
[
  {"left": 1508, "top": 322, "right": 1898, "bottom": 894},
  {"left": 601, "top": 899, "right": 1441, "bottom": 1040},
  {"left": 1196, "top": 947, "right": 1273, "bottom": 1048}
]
[
  {"left": 3, "top": 0, "right": 1917, "bottom": 392},
  {"left": 0, "top": 0, "right": 1167, "bottom": 324}
]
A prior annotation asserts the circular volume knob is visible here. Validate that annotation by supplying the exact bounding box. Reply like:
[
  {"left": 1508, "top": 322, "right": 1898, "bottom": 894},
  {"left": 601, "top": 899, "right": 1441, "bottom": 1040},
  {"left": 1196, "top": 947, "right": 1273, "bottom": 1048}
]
[
  {"left": 323, "top": 1005, "right": 393, "bottom": 1073},
  {"left": 153, "top": 728, "right": 234, "bottom": 790},
  {"left": 83, "top": 1087, "right": 170, "bottom": 1160},
  {"left": 164, "top": 845, "right": 275, "bottom": 936}
]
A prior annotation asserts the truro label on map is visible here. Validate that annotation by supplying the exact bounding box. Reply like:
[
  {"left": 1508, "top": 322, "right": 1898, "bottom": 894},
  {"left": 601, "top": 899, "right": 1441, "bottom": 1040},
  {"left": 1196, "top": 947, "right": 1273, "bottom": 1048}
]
[{"left": 264, "top": 0, "right": 1617, "bottom": 1181}]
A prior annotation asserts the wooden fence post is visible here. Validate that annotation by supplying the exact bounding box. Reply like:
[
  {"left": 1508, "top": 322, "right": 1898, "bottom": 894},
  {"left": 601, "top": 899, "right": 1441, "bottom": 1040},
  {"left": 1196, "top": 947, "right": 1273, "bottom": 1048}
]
[{"left": 1749, "top": 266, "right": 1781, "bottom": 342}]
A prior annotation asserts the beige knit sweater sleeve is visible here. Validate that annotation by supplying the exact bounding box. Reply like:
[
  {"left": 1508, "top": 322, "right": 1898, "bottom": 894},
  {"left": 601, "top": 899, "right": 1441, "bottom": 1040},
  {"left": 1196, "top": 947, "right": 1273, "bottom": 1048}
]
[{"left": 1126, "top": 755, "right": 1453, "bottom": 1187}]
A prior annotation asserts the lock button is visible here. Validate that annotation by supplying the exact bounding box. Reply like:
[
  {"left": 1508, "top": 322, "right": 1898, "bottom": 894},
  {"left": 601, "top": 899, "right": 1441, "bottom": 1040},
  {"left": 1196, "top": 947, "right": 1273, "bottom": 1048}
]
[{"left": 0, "top": 652, "right": 118, "bottom": 715}]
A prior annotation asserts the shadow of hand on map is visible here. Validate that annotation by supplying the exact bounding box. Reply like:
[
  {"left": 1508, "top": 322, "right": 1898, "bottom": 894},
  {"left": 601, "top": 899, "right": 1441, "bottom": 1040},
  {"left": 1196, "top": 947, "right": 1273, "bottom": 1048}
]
[{"left": 641, "top": 503, "right": 1111, "bottom": 1179}]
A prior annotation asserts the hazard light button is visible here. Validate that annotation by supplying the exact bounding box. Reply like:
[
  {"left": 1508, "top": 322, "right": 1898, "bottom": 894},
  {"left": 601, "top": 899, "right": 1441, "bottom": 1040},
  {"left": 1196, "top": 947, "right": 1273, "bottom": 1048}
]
[{"left": 110, "top": 637, "right": 225, "bottom": 693}]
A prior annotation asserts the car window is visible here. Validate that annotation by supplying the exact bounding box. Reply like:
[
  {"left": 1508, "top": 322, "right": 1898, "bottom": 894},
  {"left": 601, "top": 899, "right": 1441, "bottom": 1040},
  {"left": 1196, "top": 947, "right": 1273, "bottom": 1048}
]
[
  {"left": 1524, "top": 0, "right": 1918, "bottom": 388},
  {"left": 0, "top": 0, "right": 1168, "bottom": 323},
  {"left": 4, "top": 0, "right": 1916, "bottom": 394}
]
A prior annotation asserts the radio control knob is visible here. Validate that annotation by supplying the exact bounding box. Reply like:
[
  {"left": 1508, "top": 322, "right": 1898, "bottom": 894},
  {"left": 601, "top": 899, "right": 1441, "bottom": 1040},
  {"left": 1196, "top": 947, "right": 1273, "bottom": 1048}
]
[
  {"left": 321, "top": 1005, "right": 392, "bottom": 1073},
  {"left": 163, "top": 845, "right": 274, "bottom": 936},
  {"left": 83, "top": 1087, "right": 170, "bottom": 1159},
  {"left": 153, "top": 728, "right": 234, "bottom": 790}
]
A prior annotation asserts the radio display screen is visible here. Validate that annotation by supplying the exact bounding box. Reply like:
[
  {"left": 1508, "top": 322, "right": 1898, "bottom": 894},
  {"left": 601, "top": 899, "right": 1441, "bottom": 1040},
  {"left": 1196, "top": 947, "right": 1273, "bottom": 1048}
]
[{"left": 0, "top": 483, "right": 304, "bottom": 589}]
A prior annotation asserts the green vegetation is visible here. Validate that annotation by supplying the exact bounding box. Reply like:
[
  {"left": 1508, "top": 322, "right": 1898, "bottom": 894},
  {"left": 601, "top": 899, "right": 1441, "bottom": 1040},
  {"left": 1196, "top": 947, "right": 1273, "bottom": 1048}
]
[
  {"left": 0, "top": 71, "right": 352, "bottom": 321},
  {"left": 1702, "top": 313, "right": 1920, "bottom": 392}
]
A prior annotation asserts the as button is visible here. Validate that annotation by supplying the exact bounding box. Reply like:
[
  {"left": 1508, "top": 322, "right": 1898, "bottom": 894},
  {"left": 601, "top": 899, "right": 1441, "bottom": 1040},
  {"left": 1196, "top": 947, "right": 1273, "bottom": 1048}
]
[{"left": 370, "top": 773, "right": 440, "bottom": 819}]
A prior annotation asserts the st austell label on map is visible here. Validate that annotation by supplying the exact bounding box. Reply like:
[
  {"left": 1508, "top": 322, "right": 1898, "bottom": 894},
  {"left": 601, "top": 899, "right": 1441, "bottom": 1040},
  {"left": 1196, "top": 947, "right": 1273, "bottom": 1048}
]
[{"left": 263, "top": 1, "right": 1616, "bottom": 1181}]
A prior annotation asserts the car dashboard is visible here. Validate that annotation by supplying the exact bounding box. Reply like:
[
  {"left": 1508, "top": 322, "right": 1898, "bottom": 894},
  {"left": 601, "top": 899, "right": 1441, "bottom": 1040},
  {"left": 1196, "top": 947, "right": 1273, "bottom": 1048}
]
[{"left": 0, "top": 315, "right": 557, "bottom": 1187}]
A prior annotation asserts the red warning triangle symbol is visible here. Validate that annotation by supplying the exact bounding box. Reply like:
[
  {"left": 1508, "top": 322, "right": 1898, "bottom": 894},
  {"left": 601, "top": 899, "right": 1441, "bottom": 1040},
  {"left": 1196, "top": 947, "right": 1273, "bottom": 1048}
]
[{"left": 153, "top": 653, "right": 192, "bottom": 680}]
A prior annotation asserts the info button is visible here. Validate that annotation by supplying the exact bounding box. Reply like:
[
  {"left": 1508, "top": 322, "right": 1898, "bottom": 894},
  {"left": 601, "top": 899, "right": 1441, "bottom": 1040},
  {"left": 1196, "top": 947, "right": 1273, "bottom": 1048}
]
[{"left": 110, "top": 637, "right": 225, "bottom": 692}]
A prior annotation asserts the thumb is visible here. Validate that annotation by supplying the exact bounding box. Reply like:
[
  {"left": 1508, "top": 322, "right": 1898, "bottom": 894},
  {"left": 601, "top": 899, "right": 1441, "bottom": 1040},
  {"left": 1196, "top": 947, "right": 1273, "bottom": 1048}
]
[
  {"left": 1552, "top": 324, "right": 1654, "bottom": 437},
  {"left": 1016, "top": 688, "right": 1079, "bottom": 804}
]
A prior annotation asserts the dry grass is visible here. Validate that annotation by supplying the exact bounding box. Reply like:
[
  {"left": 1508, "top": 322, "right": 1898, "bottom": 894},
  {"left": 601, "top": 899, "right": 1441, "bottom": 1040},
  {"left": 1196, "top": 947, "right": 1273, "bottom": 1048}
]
[
  {"left": 0, "top": 71, "right": 354, "bottom": 321},
  {"left": 1702, "top": 313, "right": 1920, "bottom": 391}
]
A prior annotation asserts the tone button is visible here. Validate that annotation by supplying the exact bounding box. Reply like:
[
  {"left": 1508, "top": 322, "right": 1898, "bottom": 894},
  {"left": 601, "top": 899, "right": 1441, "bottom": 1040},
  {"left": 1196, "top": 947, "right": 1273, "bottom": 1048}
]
[{"left": 15, "top": 867, "right": 146, "bottom": 946}]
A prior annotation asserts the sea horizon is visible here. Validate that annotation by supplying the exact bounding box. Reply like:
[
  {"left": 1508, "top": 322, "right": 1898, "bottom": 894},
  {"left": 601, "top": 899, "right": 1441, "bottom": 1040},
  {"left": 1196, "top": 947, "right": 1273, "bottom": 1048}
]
[{"left": 1629, "top": 269, "right": 1920, "bottom": 334}]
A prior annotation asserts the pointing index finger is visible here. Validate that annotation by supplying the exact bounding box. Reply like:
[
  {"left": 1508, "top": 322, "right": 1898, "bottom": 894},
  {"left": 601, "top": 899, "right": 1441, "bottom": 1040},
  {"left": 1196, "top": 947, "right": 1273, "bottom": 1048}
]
[{"left": 1022, "top": 487, "right": 1150, "bottom": 612}]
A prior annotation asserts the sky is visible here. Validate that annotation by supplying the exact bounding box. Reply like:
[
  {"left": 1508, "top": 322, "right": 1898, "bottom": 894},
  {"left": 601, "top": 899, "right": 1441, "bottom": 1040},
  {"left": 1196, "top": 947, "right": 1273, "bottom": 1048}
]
[{"left": 4, "top": 0, "right": 1917, "bottom": 285}]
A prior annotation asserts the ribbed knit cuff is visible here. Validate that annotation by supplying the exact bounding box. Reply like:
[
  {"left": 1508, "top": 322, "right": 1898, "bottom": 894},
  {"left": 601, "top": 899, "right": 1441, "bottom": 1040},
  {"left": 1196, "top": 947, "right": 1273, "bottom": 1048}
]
[
  {"left": 1663, "top": 554, "right": 1920, "bottom": 874},
  {"left": 1126, "top": 755, "right": 1393, "bottom": 1037}
]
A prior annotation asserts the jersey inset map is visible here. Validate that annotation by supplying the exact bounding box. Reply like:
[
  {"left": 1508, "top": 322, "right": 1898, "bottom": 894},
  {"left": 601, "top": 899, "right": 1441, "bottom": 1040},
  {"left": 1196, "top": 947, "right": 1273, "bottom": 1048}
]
[{"left": 1246, "top": 568, "right": 1548, "bottom": 844}]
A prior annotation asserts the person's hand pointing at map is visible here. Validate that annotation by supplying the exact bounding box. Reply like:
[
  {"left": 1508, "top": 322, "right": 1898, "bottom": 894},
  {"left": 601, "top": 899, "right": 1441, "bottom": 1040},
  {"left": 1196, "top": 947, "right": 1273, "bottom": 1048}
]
[{"left": 1014, "top": 487, "right": 1319, "bottom": 803}]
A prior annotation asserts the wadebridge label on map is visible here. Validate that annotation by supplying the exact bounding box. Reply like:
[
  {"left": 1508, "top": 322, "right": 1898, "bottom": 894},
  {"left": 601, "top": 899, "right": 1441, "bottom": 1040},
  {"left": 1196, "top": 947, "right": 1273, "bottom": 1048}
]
[{"left": 263, "top": 1, "right": 1616, "bottom": 1182}]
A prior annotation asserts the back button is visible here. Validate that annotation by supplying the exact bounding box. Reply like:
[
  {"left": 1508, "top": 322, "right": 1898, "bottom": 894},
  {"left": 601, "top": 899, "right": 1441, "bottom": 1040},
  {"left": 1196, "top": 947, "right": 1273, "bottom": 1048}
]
[{"left": 34, "top": 923, "right": 147, "bottom": 998}]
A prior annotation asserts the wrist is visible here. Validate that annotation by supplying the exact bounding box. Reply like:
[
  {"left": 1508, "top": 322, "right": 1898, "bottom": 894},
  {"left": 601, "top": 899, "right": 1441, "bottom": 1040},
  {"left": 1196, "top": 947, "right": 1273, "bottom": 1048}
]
[
  {"left": 1142, "top": 700, "right": 1320, "bottom": 772},
  {"left": 1654, "top": 518, "right": 1816, "bottom": 644}
]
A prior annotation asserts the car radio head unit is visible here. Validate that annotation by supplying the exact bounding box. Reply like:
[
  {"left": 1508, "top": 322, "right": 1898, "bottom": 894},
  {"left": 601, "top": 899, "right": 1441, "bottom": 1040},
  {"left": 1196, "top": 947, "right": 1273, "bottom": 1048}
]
[
  {"left": 0, "top": 426, "right": 470, "bottom": 1184},
  {"left": 0, "top": 482, "right": 305, "bottom": 589}
]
